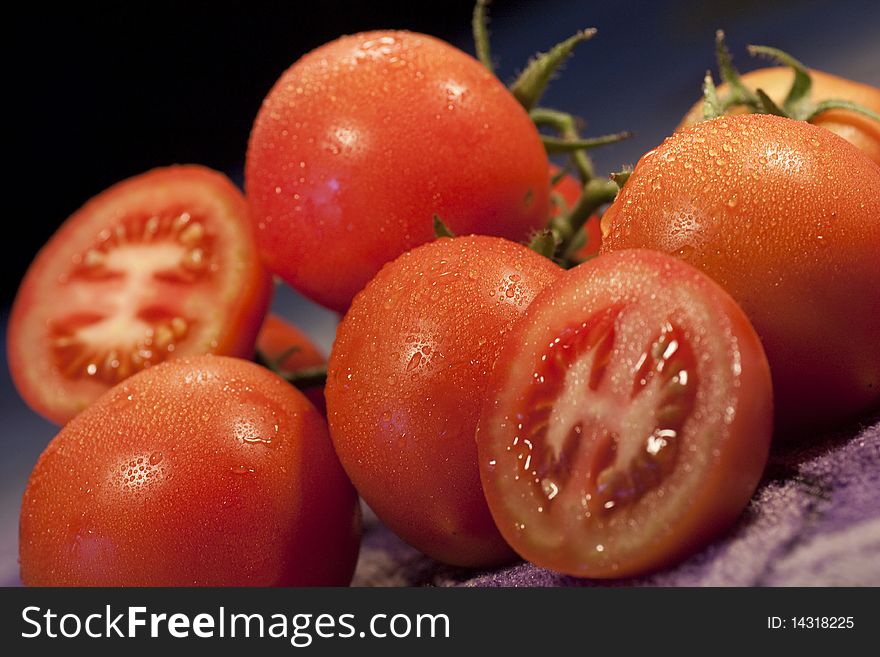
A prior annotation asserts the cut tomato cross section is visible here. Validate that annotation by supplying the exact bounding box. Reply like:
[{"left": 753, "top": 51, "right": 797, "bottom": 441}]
[
  {"left": 8, "top": 166, "right": 271, "bottom": 424},
  {"left": 477, "top": 249, "right": 773, "bottom": 578}
]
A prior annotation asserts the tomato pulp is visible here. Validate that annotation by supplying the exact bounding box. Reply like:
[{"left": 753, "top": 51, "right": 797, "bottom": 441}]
[
  {"left": 478, "top": 250, "right": 773, "bottom": 578},
  {"left": 8, "top": 166, "right": 271, "bottom": 424}
]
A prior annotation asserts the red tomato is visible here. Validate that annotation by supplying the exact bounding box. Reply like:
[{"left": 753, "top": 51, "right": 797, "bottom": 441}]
[
  {"left": 256, "top": 313, "right": 327, "bottom": 413},
  {"left": 680, "top": 67, "right": 880, "bottom": 165},
  {"left": 326, "top": 235, "right": 561, "bottom": 567},
  {"left": 8, "top": 166, "right": 272, "bottom": 425},
  {"left": 601, "top": 115, "right": 880, "bottom": 428},
  {"left": 477, "top": 249, "right": 773, "bottom": 578},
  {"left": 246, "top": 31, "right": 550, "bottom": 312},
  {"left": 20, "top": 355, "right": 361, "bottom": 586},
  {"left": 549, "top": 166, "right": 602, "bottom": 261}
]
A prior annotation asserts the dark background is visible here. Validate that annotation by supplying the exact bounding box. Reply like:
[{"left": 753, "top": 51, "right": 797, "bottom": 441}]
[{"left": 3, "top": 0, "right": 879, "bottom": 584}]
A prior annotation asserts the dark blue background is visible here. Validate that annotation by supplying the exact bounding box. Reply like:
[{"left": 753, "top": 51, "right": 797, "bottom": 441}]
[{"left": 3, "top": 0, "right": 879, "bottom": 585}]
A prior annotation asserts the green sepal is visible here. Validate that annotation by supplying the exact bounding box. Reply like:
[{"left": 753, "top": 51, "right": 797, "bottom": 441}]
[
  {"left": 755, "top": 88, "right": 787, "bottom": 116},
  {"left": 541, "top": 131, "right": 632, "bottom": 153},
  {"left": 528, "top": 228, "right": 559, "bottom": 260},
  {"left": 510, "top": 28, "right": 596, "bottom": 111},
  {"left": 433, "top": 214, "right": 456, "bottom": 239},
  {"left": 747, "top": 44, "right": 812, "bottom": 115},
  {"left": 702, "top": 70, "right": 723, "bottom": 120}
]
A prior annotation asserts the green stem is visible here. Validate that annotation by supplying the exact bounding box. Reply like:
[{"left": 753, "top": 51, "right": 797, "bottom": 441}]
[
  {"left": 805, "top": 99, "right": 880, "bottom": 123},
  {"left": 551, "top": 177, "right": 619, "bottom": 258},
  {"left": 530, "top": 107, "right": 594, "bottom": 182},
  {"left": 280, "top": 366, "right": 328, "bottom": 390},
  {"left": 528, "top": 229, "right": 558, "bottom": 259},
  {"left": 541, "top": 131, "right": 632, "bottom": 153},
  {"left": 746, "top": 44, "right": 811, "bottom": 113},
  {"left": 472, "top": 0, "right": 494, "bottom": 73}
]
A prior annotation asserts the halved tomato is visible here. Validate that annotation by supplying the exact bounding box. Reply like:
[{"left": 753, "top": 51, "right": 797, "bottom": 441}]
[
  {"left": 477, "top": 249, "right": 773, "bottom": 578},
  {"left": 8, "top": 165, "right": 272, "bottom": 425}
]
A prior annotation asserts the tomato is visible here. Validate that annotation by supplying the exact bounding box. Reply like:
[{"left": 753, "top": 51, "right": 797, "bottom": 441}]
[
  {"left": 20, "top": 355, "right": 361, "bottom": 586},
  {"left": 256, "top": 313, "right": 327, "bottom": 413},
  {"left": 601, "top": 115, "right": 880, "bottom": 429},
  {"left": 8, "top": 166, "right": 272, "bottom": 425},
  {"left": 549, "top": 166, "right": 602, "bottom": 262},
  {"left": 477, "top": 249, "right": 773, "bottom": 578},
  {"left": 679, "top": 67, "right": 880, "bottom": 165},
  {"left": 326, "top": 235, "right": 561, "bottom": 567},
  {"left": 246, "top": 31, "right": 550, "bottom": 312}
]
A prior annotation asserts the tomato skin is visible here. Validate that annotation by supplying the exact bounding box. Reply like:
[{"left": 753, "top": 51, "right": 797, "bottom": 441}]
[
  {"left": 256, "top": 313, "right": 327, "bottom": 413},
  {"left": 602, "top": 115, "right": 880, "bottom": 428},
  {"left": 246, "top": 31, "right": 550, "bottom": 312},
  {"left": 679, "top": 67, "right": 880, "bottom": 165},
  {"left": 8, "top": 165, "right": 272, "bottom": 425},
  {"left": 326, "top": 235, "right": 561, "bottom": 567},
  {"left": 549, "top": 166, "right": 602, "bottom": 261},
  {"left": 20, "top": 355, "right": 361, "bottom": 586},
  {"left": 478, "top": 249, "right": 773, "bottom": 578}
]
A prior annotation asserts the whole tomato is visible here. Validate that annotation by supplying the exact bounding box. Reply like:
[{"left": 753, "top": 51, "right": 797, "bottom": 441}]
[
  {"left": 679, "top": 67, "right": 880, "bottom": 165},
  {"left": 20, "top": 355, "right": 361, "bottom": 586},
  {"left": 326, "top": 235, "right": 561, "bottom": 567},
  {"left": 601, "top": 114, "right": 880, "bottom": 430},
  {"left": 246, "top": 31, "right": 550, "bottom": 312}
]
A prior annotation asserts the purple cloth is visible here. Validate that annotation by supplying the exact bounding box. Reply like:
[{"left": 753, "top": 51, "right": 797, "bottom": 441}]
[{"left": 351, "top": 415, "right": 880, "bottom": 586}]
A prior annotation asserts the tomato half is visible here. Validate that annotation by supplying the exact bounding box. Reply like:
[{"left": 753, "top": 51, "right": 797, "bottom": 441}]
[
  {"left": 326, "top": 235, "right": 561, "bottom": 567},
  {"left": 246, "top": 30, "right": 550, "bottom": 312},
  {"left": 601, "top": 114, "right": 880, "bottom": 429},
  {"left": 256, "top": 313, "right": 327, "bottom": 413},
  {"left": 679, "top": 67, "right": 880, "bottom": 165},
  {"left": 8, "top": 166, "right": 272, "bottom": 425},
  {"left": 477, "top": 249, "right": 773, "bottom": 578},
  {"left": 20, "top": 355, "right": 361, "bottom": 586}
]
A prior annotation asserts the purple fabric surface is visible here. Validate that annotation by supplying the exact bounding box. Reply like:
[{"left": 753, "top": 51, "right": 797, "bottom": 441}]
[{"left": 351, "top": 415, "right": 880, "bottom": 587}]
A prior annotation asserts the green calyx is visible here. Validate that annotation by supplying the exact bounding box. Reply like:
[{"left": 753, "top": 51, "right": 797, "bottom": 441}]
[
  {"left": 471, "top": 1, "right": 629, "bottom": 267},
  {"left": 433, "top": 214, "right": 456, "bottom": 239},
  {"left": 701, "top": 30, "right": 880, "bottom": 125}
]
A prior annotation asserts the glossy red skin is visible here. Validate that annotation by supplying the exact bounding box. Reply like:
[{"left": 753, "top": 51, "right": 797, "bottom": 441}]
[
  {"left": 8, "top": 166, "right": 272, "bottom": 425},
  {"left": 550, "top": 166, "right": 602, "bottom": 260},
  {"left": 602, "top": 115, "right": 880, "bottom": 429},
  {"left": 256, "top": 313, "right": 327, "bottom": 413},
  {"left": 478, "top": 250, "right": 773, "bottom": 578},
  {"left": 246, "top": 30, "right": 550, "bottom": 312},
  {"left": 326, "top": 236, "right": 561, "bottom": 567},
  {"left": 680, "top": 67, "right": 880, "bottom": 165},
  {"left": 20, "top": 355, "right": 361, "bottom": 586}
]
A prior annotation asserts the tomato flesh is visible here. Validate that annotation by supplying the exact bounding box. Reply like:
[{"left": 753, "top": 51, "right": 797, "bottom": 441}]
[
  {"left": 8, "top": 166, "right": 271, "bottom": 424},
  {"left": 477, "top": 249, "right": 773, "bottom": 578}
]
